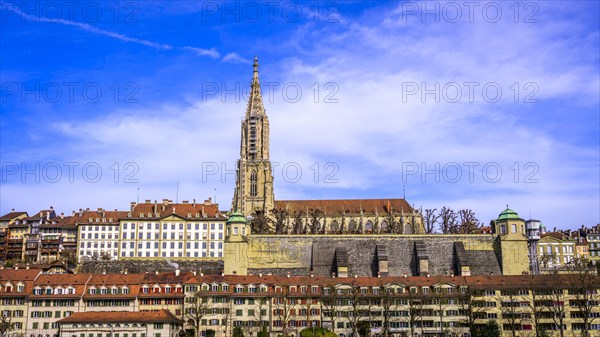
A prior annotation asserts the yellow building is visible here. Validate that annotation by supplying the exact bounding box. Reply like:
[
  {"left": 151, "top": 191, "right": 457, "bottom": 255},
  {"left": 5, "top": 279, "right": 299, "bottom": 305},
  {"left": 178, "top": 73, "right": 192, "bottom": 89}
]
[
  {"left": 538, "top": 232, "right": 576, "bottom": 271},
  {"left": 490, "top": 208, "right": 530, "bottom": 276}
]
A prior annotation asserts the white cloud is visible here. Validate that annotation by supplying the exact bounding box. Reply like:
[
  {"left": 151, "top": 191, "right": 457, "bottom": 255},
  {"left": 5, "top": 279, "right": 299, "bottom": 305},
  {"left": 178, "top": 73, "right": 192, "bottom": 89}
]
[{"left": 222, "top": 53, "right": 251, "bottom": 64}]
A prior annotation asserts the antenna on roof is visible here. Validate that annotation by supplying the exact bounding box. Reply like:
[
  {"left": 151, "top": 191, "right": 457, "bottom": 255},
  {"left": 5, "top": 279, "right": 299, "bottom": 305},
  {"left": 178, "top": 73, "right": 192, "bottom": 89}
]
[
  {"left": 403, "top": 185, "right": 406, "bottom": 199},
  {"left": 214, "top": 188, "right": 217, "bottom": 205},
  {"left": 176, "top": 181, "right": 179, "bottom": 203}
]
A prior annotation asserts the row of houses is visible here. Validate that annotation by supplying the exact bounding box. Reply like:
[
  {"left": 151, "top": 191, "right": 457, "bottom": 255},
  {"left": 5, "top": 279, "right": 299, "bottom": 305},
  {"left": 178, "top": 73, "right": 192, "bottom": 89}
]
[
  {"left": 2, "top": 203, "right": 600, "bottom": 269},
  {"left": 1, "top": 268, "right": 599, "bottom": 337},
  {"left": 0, "top": 199, "right": 227, "bottom": 264}
]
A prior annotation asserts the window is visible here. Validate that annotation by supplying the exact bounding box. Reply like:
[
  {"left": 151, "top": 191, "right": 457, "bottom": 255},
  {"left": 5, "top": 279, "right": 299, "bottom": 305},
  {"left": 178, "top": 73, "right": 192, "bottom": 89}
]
[{"left": 250, "top": 171, "right": 257, "bottom": 197}]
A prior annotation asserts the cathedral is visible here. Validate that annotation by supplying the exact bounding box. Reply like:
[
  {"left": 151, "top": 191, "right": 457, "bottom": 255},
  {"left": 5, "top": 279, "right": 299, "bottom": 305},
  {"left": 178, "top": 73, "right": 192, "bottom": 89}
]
[
  {"left": 232, "top": 57, "right": 425, "bottom": 235},
  {"left": 225, "top": 59, "right": 530, "bottom": 278}
]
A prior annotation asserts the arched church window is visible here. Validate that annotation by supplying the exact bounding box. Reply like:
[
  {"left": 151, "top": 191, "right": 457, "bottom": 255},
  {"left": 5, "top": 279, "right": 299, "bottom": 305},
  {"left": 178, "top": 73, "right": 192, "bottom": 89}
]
[
  {"left": 365, "top": 221, "right": 373, "bottom": 233},
  {"left": 250, "top": 171, "right": 257, "bottom": 197},
  {"left": 349, "top": 220, "right": 357, "bottom": 232},
  {"left": 380, "top": 220, "right": 389, "bottom": 233},
  {"left": 330, "top": 220, "right": 339, "bottom": 233}
]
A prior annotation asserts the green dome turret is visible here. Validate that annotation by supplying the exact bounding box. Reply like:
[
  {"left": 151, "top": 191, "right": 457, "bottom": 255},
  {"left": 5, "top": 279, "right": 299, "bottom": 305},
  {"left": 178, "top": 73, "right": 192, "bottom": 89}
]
[
  {"left": 227, "top": 212, "right": 247, "bottom": 225},
  {"left": 496, "top": 207, "right": 524, "bottom": 222}
]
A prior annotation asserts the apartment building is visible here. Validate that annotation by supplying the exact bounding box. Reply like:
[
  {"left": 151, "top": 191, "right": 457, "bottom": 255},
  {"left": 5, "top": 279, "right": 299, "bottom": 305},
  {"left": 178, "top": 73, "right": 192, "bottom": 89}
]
[
  {"left": 0, "top": 267, "right": 41, "bottom": 333},
  {"left": 2, "top": 268, "right": 599, "bottom": 337},
  {"left": 118, "top": 199, "right": 226, "bottom": 260},
  {"left": 57, "top": 310, "right": 183, "bottom": 337},
  {"left": 538, "top": 232, "right": 576, "bottom": 270},
  {"left": 586, "top": 224, "right": 600, "bottom": 265},
  {"left": 28, "top": 273, "right": 91, "bottom": 336},
  {"left": 0, "top": 211, "right": 28, "bottom": 261},
  {"left": 76, "top": 208, "right": 128, "bottom": 261}
]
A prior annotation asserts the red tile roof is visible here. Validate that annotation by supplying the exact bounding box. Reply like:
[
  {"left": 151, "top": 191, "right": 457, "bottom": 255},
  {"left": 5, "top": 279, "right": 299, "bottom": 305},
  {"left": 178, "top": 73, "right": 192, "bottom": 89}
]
[
  {"left": 129, "top": 201, "right": 225, "bottom": 220},
  {"left": 275, "top": 199, "right": 414, "bottom": 214},
  {"left": 57, "top": 309, "right": 182, "bottom": 324},
  {"left": 0, "top": 211, "right": 28, "bottom": 221}
]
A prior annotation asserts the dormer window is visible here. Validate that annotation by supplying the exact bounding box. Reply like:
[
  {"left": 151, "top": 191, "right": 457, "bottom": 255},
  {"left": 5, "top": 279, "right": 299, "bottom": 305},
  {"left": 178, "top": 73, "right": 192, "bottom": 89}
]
[{"left": 140, "top": 213, "right": 144, "bottom": 218}]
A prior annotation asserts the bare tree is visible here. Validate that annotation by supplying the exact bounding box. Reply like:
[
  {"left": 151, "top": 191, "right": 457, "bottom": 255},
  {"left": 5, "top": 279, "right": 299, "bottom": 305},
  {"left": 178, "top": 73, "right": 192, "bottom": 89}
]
[
  {"left": 439, "top": 207, "right": 458, "bottom": 234},
  {"left": 405, "top": 286, "right": 424, "bottom": 337},
  {"left": 423, "top": 209, "right": 441, "bottom": 234},
  {"left": 0, "top": 311, "right": 15, "bottom": 336},
  {"left": 340, "top": 281, "right": 367, "bottom": 337},
  {"left": 291, "top": 210, "right": 305, "bottom": 235},
  {"left": 377, "top": 282, "right": 399, "bottom": 337},
  {"left": 308, "top": 209, "right": 324, "bottom": 235},
  {"left": 272, "top": 208, "right": 289, "bottom": 234},
  {"left": 497, "top": 289, "right": 532, "bottom": 337},
  {"left": 321, "top": 282, "right": 341, "bottom": 334},
  {"left": 274, "top": 285, "right": 297, "bottom": 337},
  {"left": 457, "top": 209, "right": 482, "bottom": 234},
  {"left": 250, "top": 210, "right": 271, "bottom": 234},
  {"left": 185, "top": 289, "right": 213, "bottom": 337},
  {"left": 568, "top": 269, "right": 600, "bottom": 337}
]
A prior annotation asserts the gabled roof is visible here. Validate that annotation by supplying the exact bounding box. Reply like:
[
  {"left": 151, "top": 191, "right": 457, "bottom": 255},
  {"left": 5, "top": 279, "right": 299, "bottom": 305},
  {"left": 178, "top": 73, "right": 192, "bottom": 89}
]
[
  {"left": 129, "top": 201, "right": 225, "bottom": 220},
  {"left": 0, "top": 211, "right": 28, "bottom": 221},
  {"left": 57, "top": 309, "right": 182, "bottom": 324}
]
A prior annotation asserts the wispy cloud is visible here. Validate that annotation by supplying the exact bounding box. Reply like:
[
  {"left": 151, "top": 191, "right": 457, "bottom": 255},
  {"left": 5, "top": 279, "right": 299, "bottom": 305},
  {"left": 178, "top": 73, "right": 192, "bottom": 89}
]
[
  {"left": 182, "top": 46, "right": 220, "bottom": 58},
  {"left": 222, "top": 52, "right": 251, "bottom": 64},
  {"left": 3, "top": 1, "right": 220, "bottom": 57}
]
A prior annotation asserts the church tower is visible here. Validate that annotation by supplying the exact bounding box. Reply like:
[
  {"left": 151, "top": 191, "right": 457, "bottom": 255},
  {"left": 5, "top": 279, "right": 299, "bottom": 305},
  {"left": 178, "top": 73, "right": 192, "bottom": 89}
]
[{"left": 232, "top": 57, "right": 275, "bottom": 217}]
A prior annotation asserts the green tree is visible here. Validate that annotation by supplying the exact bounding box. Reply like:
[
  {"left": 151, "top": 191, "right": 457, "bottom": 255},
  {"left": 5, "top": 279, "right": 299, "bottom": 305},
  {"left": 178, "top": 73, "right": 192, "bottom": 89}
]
[
  {"left": 257, "top": 325, "right": 269, "bottom": 337},
  {"left": 299, "top": 327, "right": 336, "bottom": 337},
  {"left": 233, "top": 326, "right": 245, "bottom": 337},
  {"left": 472, "top": 320, "right": 500, "bottom": 337},
  {"left": 357, "top": 321, "right": 370, "bottom": 337}
]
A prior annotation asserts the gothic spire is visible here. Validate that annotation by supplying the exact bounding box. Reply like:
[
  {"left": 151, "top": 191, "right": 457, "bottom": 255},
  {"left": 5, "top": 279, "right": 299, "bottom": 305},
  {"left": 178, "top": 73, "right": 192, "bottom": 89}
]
[{"left": 246, "top": 56, "right": 266, "bottom": 117}]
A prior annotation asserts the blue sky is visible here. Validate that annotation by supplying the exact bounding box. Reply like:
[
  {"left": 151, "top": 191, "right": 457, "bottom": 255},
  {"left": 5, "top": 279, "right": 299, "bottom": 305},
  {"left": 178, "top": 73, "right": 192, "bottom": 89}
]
[{"left": 1, "top": 1, "right": 598, "bottom": 229}]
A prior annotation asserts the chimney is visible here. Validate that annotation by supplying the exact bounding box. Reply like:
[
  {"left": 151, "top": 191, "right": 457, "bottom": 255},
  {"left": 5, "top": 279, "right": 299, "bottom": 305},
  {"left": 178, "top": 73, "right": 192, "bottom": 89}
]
[
  {"left": 221, "top": 271, "right": 225, "bottom": 276},
  {"left": 79, "top": 209, "right": 83, "bottom": 217},
  {"left": 259, "top": 273, "right": 263, "bottom": 277},
  {"left": 192, "top": 199, "right": 196, "bottom": 207},
  {"left": 145, "top": 200, "right": 151, "bottom": 203},
  {"left": 130, "top": 202, "right": 136, "bottom": 213},
  {"left": 26, "top": 263, "right": 30, "bottom": 270},
  {"left": 182, "top": 200, "right": 189, "bottom": 204},
  {"left": 14, "top": 266, "right": 18, "bottom": 270},
  {"left": 310, "top": 271, "right": 314, "bottom": 278},
  {"left": 175, "top": 269, "right": 180, "bottom": 276},
  {"left": 200, "top": 272, "right": 204, "bottom": 277},
  {"left": 102, "top": 269, "right": 106, "bottom": 275},
  {"left": 155, "top": 271, "right": 159, "bottom": 275},
  {"left": 86, "top": 208, "right": 89, "bottom": 211},
  {"left": 377, "top": 272, "right": 381, "bottom": 278},
  {"left": 204, "top": 198, "right": 212, "bottom": 206},
  {"left": 192, "top": 271, "right": 196, "bottom": 276},
  {"left": 124, "top": 269, "right": 128, "bottom": 275},
  {"left": 163, "top": 199, "right": 169, "bottom": 205},
  {"left": 286, "top": 271, "right": 291, "bottom": 278}
]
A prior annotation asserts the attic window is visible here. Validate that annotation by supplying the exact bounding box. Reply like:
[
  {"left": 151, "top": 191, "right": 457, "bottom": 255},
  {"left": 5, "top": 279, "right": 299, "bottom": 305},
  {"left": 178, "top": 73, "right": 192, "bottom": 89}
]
[
  {"left": 148, "top": 213, "right": 151, "bottom": 217},
  {"left": 195, "top": 213, "right": 200, "bottom": 218},
  {"left": 89, "top": 218, "right": 93, "bottom": 222},
  {"left": 96, "top": 218, "right": 100, "bottom": 222},
  {"left": 140, "top": 213, "right": 144, "bottom": 218}
]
